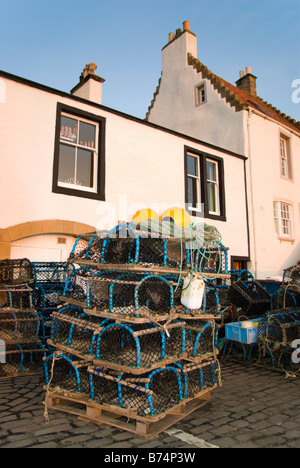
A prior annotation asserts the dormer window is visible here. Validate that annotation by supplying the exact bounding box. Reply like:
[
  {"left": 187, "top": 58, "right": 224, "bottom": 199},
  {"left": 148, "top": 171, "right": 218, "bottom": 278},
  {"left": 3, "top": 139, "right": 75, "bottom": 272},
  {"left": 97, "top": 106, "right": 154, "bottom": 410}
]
[{"left": 195, "top": 82, "right": 206, "bottom": 106}]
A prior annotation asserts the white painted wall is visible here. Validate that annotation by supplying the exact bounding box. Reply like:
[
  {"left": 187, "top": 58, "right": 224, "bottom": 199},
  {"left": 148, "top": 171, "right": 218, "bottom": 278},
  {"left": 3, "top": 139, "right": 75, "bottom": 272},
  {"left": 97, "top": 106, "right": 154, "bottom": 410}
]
[
  {"left": 147, "top": 31, "right": 245, "bottom": 156},
  {"left": 246, "top": 110, "right": 300, "bottom": 278},
  {"left": 11, "top": 234, "right": 76, "bottom": 262},
  {"left": 0, "top": 74, "right": 249, "bottom": 265}
]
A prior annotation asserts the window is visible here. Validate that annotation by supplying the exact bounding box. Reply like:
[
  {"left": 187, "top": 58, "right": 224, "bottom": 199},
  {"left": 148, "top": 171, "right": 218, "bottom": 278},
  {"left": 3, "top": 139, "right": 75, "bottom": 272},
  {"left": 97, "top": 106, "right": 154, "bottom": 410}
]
[
  {"left": 273, "top": 201, "right": 293, "bottom": 239},
  {"left": 53, "top": 104, "right": 105, "bottom": 200},
  {"left": 187, "top": 154, "right": 201, "bottom": 209},
  {"left": 185, "top": 148, "right": 226, "bottom": 221},
  {"left": 195, "top": 83, "right": 206, "bottom": 106},
  {"left": 206, "top": 159, "right": 220, "bottom": 215},
  {"left": 280, "top": 135, "right": 292, "bottom": 179}
]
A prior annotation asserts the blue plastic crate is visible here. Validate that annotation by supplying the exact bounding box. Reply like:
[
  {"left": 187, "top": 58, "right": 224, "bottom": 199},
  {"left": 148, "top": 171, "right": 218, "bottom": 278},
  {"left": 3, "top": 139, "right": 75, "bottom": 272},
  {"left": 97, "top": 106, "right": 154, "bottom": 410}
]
[{"left": 225, "top": 321, "right": 259, "bottom": 345}]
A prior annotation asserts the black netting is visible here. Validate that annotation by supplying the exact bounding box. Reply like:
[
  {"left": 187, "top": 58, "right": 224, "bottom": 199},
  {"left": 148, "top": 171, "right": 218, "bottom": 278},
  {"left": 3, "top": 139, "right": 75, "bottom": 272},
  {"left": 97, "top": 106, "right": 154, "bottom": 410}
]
[
  {"left": 0, "top": 285, "right": 33, "bottom": 310},
  {"left": 32, "top": 262, "right": 71, "bottom": 286},
  {"left": 283, "top": 266, "right": 300, "bottom": 290},
  {"left": 184, "top": 320, "right": 217, "bottom": 358},
  {"left": 194, "top": 244, "right": 228, "bottom": 274},
  {"left": 271, "top": 288, "right": 300, "bottom": 310},
  {"left": 89, "top": 365, "right": 183, "bottom": 416},
  {"left": 44, "top": 353, "right": 91, "bottom": 394},
  {"left": 174, "top": 359, "right": 217, "bottom": 399},
  {"left": 95, "top": 322, "right": 186, "bottom": 371},
  {"left": 0, "top": 310, "right": 41, "bottom": 344},
  {"left": 0, "top": 258, "right": 34, "bottom": 285},
  {"left": 227, "top": 280, "right": 270, "bottom": 317},
  {"left": 0, "top": 342, "right": 48, "bottom": 377},
  {"left": 50, "top": 306, "right": 112, "bottom": 358}
]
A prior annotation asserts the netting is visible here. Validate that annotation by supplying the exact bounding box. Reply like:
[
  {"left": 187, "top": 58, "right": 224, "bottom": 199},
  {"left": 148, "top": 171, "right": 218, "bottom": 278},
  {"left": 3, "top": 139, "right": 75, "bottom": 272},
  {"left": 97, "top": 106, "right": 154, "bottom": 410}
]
[
  {"left": 32, "top": 262, "right": 72, "bottom": 286},
  {"left": 0, "top": 310, "right": 41, "bottom": 344},
  {"left": 94, "top": 321, "right": 186, "bottom": 372},
  {"left": 227, "top": 280, "right": 270, "bottom": 317},
  {"left": 0, "top": 258, "right": 34, "bottom": 285},
  {"left": 50, "top": 306, "right": 112, "bottom": 358},
  {"left": 283, "top": 266, "right": 300, "bottom": 291},
  {"left": 0, "top": 285, "right": 33, "bottom": 310},
  {"left": 44, "top": 352, "right": 91, "bottom": 395},
  {"left": 0, "top": 342, "right": 48, "bottom": 377},
  {"left": 173, "top": 359, "right": 217, "bottom": 399},
  {"left": 256, "top": 310, "right": 300, "bottom": 371},
  {"left": 184, "top": 320, "right": 217, "bottom": 358},
  {"left": 271, "top": 288, "right": 300, "bottom": 310}
]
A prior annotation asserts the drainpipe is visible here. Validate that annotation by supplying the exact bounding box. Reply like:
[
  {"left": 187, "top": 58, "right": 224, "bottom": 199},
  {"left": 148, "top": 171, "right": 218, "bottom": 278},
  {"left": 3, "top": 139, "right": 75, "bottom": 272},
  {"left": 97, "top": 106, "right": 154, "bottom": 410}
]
[{"left": 247, "top": 108, "right": 258, "bottom": 278}]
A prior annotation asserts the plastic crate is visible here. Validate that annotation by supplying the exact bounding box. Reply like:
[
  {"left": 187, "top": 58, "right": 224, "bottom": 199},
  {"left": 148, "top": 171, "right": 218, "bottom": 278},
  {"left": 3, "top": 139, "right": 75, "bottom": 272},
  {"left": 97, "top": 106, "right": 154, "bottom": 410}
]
[{"left": 225, "top": 321, "right": 259, "bottom": 345}]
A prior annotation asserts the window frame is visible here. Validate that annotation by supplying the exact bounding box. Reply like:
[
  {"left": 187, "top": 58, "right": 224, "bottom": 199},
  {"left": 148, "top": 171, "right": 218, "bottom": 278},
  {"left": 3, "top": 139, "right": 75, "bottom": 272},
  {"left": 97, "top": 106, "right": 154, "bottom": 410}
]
[
  {"left": 195, "top": 82, "right": 207, "bottom": 107},
  {"left": 279, "top": 134, "right": 292, "bottom": 180},
  {"left": 273, "top": 201, "right": 294, "bottom": 240},
  {"left": 184, "top": 147, "right": 226, "bottom": 221},
  {"left": 52, "top": 103, "right": 106, "bottom": 200}
]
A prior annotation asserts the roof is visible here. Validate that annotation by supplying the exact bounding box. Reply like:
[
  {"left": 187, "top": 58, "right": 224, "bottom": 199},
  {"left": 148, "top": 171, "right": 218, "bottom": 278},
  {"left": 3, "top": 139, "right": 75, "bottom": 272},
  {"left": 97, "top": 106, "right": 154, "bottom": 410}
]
[{"left": 146, "top": 53, "right": 300, "bottom": 134}]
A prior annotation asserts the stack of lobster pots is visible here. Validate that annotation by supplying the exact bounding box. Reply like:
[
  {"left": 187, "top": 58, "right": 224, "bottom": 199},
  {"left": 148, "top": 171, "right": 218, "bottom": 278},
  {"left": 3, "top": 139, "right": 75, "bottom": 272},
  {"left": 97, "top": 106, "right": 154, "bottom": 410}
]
[
  {"left": 44, "top": 223, "right": 228, "bottom": 438},
  {"left": 0, "top": 259, "right": 48, "bottom": 378}
]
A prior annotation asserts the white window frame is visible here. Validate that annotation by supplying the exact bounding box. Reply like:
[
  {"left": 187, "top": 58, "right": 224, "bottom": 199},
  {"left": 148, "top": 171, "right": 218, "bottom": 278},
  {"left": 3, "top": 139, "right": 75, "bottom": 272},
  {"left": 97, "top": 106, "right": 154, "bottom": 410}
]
[
  {"left": 187, "top": 153, "right": 201, "bottom": 210},
  {"left": 280, "top": 135, "right": 292, "bottom": 180},
  {"left": 273, "top": 201, "right": 293, "bottom": 240},
  {"left": 58, "top": 112, "right": 98, "bottom": 193},
  {"left": 206, "top": 159, "right": 220, "bottom": 216},
  {"left": 195, "top": 82, "right": 207, "bottom": 107}
]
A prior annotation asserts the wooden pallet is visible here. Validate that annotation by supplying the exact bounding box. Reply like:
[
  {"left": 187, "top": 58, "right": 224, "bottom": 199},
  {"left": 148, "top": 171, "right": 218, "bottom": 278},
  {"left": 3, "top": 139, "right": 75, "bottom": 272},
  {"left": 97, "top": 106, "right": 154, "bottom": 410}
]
[{"left": 45, "top": 385, "right": 215, "bottom": 439}]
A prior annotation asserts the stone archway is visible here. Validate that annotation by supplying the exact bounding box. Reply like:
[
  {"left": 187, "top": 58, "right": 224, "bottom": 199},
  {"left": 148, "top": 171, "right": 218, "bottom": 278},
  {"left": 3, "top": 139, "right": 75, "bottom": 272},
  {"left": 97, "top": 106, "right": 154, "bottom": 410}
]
[{"left": 0, "top": 219, "right": 96, "bottom": 259}]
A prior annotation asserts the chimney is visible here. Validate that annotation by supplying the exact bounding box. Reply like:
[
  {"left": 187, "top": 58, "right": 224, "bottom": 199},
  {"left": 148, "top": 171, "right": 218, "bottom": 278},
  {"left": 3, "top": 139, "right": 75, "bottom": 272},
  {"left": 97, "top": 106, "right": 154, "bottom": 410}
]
[
  {"left": 235, "top": 66, "right": 257, "bottom": 97},
  {"left": 71, "top": 62, "right": 105, "bottom": 105}
]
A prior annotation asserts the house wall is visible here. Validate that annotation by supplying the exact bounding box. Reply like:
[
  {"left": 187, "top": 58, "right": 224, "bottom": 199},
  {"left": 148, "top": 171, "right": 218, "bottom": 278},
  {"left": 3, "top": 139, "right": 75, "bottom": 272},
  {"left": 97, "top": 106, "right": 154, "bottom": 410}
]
[
  {"left": 147, "top": 31, "right": 245, "bottom": 157},
  {"left": 246, "top": 110, "right": 300, "bottom": 278},
  {"left": 0, "top": 74, "right": 249, "bottom": 264}
]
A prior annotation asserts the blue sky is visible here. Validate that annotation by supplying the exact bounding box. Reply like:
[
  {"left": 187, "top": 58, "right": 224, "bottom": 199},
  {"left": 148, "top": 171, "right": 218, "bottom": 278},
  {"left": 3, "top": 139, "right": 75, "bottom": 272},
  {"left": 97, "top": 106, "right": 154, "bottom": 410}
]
[{"left": 0, "top": 0, "right": 299, "bottom": 120}]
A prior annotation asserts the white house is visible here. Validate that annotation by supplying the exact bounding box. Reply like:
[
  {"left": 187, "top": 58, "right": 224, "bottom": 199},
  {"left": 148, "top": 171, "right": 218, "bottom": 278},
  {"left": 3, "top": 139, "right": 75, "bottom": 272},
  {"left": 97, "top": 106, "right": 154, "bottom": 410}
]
[
  {"left": 0, "top": 63, "right": 249, "bottom": 266},
  {"left": 146, "top": 21, "right": 300, "bottom": 280}
]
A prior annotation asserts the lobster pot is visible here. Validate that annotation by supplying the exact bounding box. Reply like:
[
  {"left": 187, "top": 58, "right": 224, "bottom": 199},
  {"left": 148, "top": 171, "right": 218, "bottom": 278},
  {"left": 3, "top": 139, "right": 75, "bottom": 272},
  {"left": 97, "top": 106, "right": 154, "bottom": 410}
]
[
  {"left": 193, "top": 244, "right": 228, "bottom": 274},
  {"left": 0, "top": 310, "right": 41, "bottom": 344},
  {"left": 62, "top": 267, "right": 98, "bottom": 305},
  {"left": 88, "top": 365, "right": 183, "bottom": 417},
  {"left": 0, "top": 285, "right": 33, "bottom": 310},
  {"left": 202, "top": 287, "right": 220, "bottom": 315},
  {"left": 184, "top": 320, "right": 217, "bottom": 359},
  {"left": 33, "top": 284, "right": 64, "bottom": 312},
  {"left": 44, "top": 353, "right": 90, "bottom": 395},
  {"left": 258, "top": 312, "right": 300, "bottom": 347},
  {"left": 0, "top": 258, "right": 34, "bottom": 286},
  {"left": 88, "top": 273, "right": 176, "bottom": 318},
  {"left": 227, "top": 280, "right": 270, "bottom": 317},
  {"left": 175, "top": 359, "right": 217, "bottom": 399},
  {"left": 271, "top": 288, "right": 300, "bottom": 310},
  {"left": 283, "top": 266, "right": 300, "bottom": 290},
  {"left": 95, "top": 322, "right": 185, "bottom": 372},
  {"left": 50, "top": 306, "right": 111, "bottom": 358},
  {"left": 68, "top": 233, "right": 101, "bottom": 262},
  {"left": 0, "top": 343, "right": 48, "bottom": 377},
  {"left": 136, "top": 237, "right": 190, "bottom": 269},
  {"left": 32, "top": 262, "right": 71, "bottom": 286}
]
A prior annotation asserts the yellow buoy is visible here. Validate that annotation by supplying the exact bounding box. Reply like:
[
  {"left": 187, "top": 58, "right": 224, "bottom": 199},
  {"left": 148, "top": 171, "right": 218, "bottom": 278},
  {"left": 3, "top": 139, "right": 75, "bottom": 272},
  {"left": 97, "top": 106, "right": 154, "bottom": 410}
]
[
  {"left": 132, "top": 209, "right": 160, "bottom": 224},
  {"left": 160, "top": 207, "right": 191, "bottom": 229}
]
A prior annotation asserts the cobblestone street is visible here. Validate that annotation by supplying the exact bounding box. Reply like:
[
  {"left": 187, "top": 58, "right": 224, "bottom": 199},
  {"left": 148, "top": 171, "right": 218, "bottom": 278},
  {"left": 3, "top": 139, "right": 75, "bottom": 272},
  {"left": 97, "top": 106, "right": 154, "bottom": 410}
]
[{"left": 0, "top": 361, "right": 299, "bottom": 449}]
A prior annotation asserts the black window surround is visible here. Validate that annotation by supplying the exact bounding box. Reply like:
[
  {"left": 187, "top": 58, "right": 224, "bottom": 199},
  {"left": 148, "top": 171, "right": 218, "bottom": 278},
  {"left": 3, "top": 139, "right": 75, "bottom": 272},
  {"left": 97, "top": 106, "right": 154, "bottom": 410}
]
[
  {"left": 184, "top": 146, "right": 226, "bottom": 222},
  {"left": 52, "top": 103, "right": 106, "bottom": 201}
]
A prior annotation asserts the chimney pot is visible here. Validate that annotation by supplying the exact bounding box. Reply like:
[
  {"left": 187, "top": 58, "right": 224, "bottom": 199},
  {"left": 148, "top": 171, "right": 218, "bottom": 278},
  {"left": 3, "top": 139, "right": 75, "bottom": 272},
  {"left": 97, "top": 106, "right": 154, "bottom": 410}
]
[
  {"left": 169, "top": 32, "right": 175, "bottom": 42},
  {"left": 183, "top": 21, "right": 190, "bottom": 31},
  {"left": 246, "top": 66, "right": 252, "bottom": 75},
  {"left": 239, "top": 70, "right": 245, "bottom": 78}
]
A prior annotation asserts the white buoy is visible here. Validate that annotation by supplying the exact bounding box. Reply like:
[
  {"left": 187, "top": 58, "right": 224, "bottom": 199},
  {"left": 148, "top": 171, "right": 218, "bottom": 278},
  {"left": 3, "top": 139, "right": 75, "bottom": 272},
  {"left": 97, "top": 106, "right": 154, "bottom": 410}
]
[{"left": 181, "top": 273, "right": 205, "bottom": 310}]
